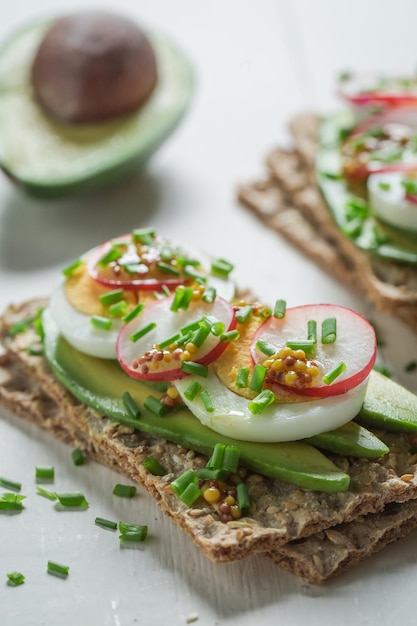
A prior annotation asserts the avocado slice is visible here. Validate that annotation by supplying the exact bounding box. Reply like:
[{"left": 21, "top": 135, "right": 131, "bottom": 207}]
[
  {"left": 305, "top": 421, "right": 389, "bottom": 459},
  {"left": 42, "top": 309, "right": 350, "bottom": 493},
  {"left": 0, "top": 17, "right": 193, "bottom": 197},
  {"left": 358, "top": 370, "right": 417, "bottom": 432},
  {"left": 316, "top": 111, "right": 417, "bottom": 264}
]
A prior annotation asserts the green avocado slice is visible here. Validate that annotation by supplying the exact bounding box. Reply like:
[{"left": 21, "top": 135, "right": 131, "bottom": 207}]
[
  {"left": 42, "top": 309, "right": 350, "bottom": 493},
  {"left": 316, "top": 110, "right": 417, "bottom": 264},
  {"left": 304, "top": 421, "right": 389, "bottom": 459},
  {"left": 0, "top": 18, "right": 193, "bottom": 197}
]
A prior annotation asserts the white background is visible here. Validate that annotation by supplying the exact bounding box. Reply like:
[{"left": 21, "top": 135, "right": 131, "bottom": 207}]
[{"left": 1, "top": 1, "right": 417, "bottom": 625}]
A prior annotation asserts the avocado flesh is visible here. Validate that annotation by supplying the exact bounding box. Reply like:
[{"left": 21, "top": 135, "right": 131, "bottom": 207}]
[
  {"left": 358, "top": 370, "right": 417, "bottom": 432},
  {"left": 316, "top": 111, "right": 417, "bottom": 264},
  {"left": 305, "top": 421, "right": 389, "bottom": 459},
  {"left": 0, "top": 18, "right": 193, "bottom": 197},
  {"left": 42, "top": 309, "right": 350, "bottom": 493}
]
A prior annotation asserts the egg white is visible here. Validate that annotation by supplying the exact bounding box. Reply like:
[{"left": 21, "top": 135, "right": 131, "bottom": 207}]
[
  {"left": 368, "top": 171, "right": 417, "bottom": 232},
  {"left": 174, "top": 368, "right": 368, "bottom": 442}
]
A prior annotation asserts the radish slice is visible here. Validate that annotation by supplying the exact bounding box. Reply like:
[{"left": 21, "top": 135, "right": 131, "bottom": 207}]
[
  {"left": 342, "top": 107, "right": 417, "bottom": 180},
  {"left": 251, "top": 304, "right": 376, "bottom": 398},
  {"left": 368, "top": 172, "right": 417, "bottom": 232},
  {"left": 174, "top": 368, "right": 368, "bottom": 442},
  {"left": 116, "top": 295, "right": 236, "bottom": 382},
  {"left": 338, "top": 73, "right": 417, "bottom": 109}
]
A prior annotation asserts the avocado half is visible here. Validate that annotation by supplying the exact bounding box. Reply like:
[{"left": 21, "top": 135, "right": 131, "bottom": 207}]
[{"left": 0, "top": 17, "right": 194, "bottom": 197}]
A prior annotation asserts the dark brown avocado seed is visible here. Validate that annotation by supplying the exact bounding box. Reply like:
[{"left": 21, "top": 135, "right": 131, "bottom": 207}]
[{"left": 31, "top": 11, "right": 158, "bottom": 124}]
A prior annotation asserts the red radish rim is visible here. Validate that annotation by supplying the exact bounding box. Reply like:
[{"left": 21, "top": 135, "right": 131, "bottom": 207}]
[
  {"left": 337, "top": 73, "right": 417, "bottom": 107},
  {"left": 116, "top": 295, "right": 237, "bottom": 382},
  {"left": 405, "top": 192, "right": 417, "bottom": 206},
  {"left": 251, "top": 304, "right": 377, "bottom": 398}
]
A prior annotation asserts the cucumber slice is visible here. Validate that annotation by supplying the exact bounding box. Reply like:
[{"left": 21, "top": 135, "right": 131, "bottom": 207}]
[{"left": 0, "top": 17, "right": 193, "bottom": 197}]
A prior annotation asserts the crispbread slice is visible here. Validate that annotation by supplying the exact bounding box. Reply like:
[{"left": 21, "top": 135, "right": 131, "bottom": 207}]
[{"left": 237, "top": 113, "right": 417, "bottom": 334}]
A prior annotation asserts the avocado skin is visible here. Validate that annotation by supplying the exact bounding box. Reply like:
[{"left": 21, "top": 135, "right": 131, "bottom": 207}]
[{"left": 305, "top": 421, "right": 389, "bottom": 459}]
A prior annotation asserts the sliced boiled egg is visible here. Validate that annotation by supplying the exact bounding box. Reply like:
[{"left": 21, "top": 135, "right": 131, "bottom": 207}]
[{"left": 368, "top": 171, "right": 417, "bottom": 232}]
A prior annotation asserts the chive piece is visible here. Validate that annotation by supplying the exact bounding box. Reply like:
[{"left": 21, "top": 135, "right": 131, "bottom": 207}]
[
  {"left": 285, "top": 339, "right": 315, "bottom": 354},
  {"left": 196, "top": 467, "right": 229, "bottom": 480},
  {"left": 132, "top": 227, "right": 155, "bottom": 245},
  {"left": 248, "top": 389, "right": 276, "bottom": 415},
  {"left": 235, "top": 305, "right": 252, "bottom": 324},
  {"left": 202, "top": 286, "right": 216, "bottom": 303},
  {"left": 144, "top": 395, "right": 169, "bottom": 417},
  {"left": 62, "top": 258, "right": 83, "bottom": 278},
  {"left": 71, "top": 448, "right": 85, "bottom": 466},
  {"left": 207, "top": 444, "right": 225, "bottom": 470},
  {"left": 0, "top": 493, "right": 26, "bottom": 510},
  {"left": 119, "top": 521, "right": 148, "bottom": 542},
  {"left": 122, "top": 303, "right": 144, "bottom": 323},
  {"left": 36, "top": 486, "right": 57, "bottom": 501},
  {"left": 170, "top": 470, "right": 202, "bottom": 505},
  {"left": 177, "top": 482, "right": 202, "bottom": 507},
  {"left": 35, "top": 466, "right": 55, "bottom": 482},
  {"left": 235, "top": 367, "right": 249, "bottom": 388},
  {"left": 158, "top": 332, "right": 181, "bottom": 349},
  {"left": 98, "top": 246, "right": 123, "bottom": 266},
  {"left": 160, "top": 245, "right": 173, "bottom": 261},
  {"left": 184, "top": 265, "right": 206, "bottom": 282},
  {"left": 321, "top": 317, "right": 337, "bottom": 344},
  {"left": 237, "top": 482, "right": 250, "bottom": 515},
  {"left": 222, "top": 445, "right": 240, "bottom": 474},
  {"left": 130, "top": 322, "right": 157, "bottom": 342},
  {"left": 7, "top": 571, "right": 25, "bottom": 586},
  {"left": 184, "top": 380, "right": 203, "bottom": 401},
  {"left": 47, "top": 561, "right": 69, "bottom": 578},
  {"left": 322, "top": 362, "right": 346, "bottom": 385},
  {"left": 122, "top": 391, "right": 141, "bottom": 420},
  {"left": 181, "top": 361, "right": 208, "bottom": 377},
  {"left": 191, "top": 323, "right": 211, "bottom": 348},
  {"left": 170, "top": 286, "right": 194, "bottom": 312},
  {"left": 200, "top": 390, "right": 215, "bottom": 413},
  {"left": 255, "top": 338, "right": 277, "bottom": 357},
  {"left": 175, "top": 330, "right": 193, "bottom": 347},
  {"left": 273, "top": 299, "right": 286, "bottom": 319},
  {"left": 180, "top": 319, "right": 202, "bottom": 335},
  {"left": 249, "top": 364, "right": 267, "bottom": 393},
  {"left": 0, "top": 477, "right": 22, "bottom": 492},
  {"left": 108, "top": 300, "right": 128, "bottom": 318},
  {"left": 95, "top": 517, "right": 118, "bottom": 531},
  {"left": 211, "top": 258, "right": 234, "bottom": 278},
  {"left": 9, "top": 319, "right": 32, "bottom": 337},
  {"left": 401, "top": 178, "right": 417, "bottom": 195},
  {"left": 156, "top": 261, "right": 180, "bottom": 276},
  {"left": 55, "top": 492, "right": 89, "bottom": 508},
  {"left": 259, "top": 306, "right": 272, "bottom": 319},
  {"left": 378, "top": 181, "right": 391, "bottom": 191},
  {"left": 220, "top": 329, "right": 240, "bottom": 343},
  {"left": 143, "top": 457, "right": 167, "bottom": 476},
  {"left": 99, "top": 289, "right": 124, "bottom": 307},
  {"left": 27, "top": 346, "right": 44, "bottom": 356},
  {"left": 307, "top": 320, "right": 317, "bottom": 343},
  {"left": 209, "top": 321, "right": 225, "bottom": 336},
  {"left": 113, "top": 484, "right": 137, "bottom": 498},
  {"left": 90, "top": 315, "right": 112, "bottom": 330}
]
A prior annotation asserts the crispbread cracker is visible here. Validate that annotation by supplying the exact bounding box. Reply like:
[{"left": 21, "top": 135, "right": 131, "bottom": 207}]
[{"left": 238, "top": 113, "right": 417, "bottom": 333}]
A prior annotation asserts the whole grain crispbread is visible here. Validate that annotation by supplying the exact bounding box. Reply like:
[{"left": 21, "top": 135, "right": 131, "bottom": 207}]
[
  {"left": 2, "top": 299, "right": 417, "bottom": 583},
  {"left": 237, "top": 113, "right": 417, "bottom": 334}
]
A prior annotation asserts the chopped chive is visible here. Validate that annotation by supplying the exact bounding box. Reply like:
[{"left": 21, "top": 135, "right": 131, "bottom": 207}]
[
  {"left": 158, "top": 332, "right": 181, "bottom": 349},
  {"left": 235, "top": 367, "right": 249, "bottom": 388},
  {"left": 55, "top": 492, "right": 89, "bottom": 508},
  {"left": 156, "top": 261, "right": 180, "bottom": 276},
  {"left": 321, "top": 317, "right": 337, "bottom": 344},
  {"left": 0, "top": 477, "right": 22, "bottom": 492},
  {"left": 71, "top": 448, "right": 85, "bottom": 466},
  {"left": 170, "top": 286, "right": 193, "bottom": 312},
  {"left": 259, "top": 306, "right": 272, "bottom": 319},
  {"left": 144, "top": 395, "right": 169, "bottom": 416},
  {"left": 47, "top": 561, "right": 69, "bottom": 578},
  {"left": 236, "top": 482, "right": 250, "bottom": 515},
  {"left": 207, "top": 444, "right": 225, "bottom": 470},
  {"left": 175, "top": 330, "right": 194, "bottom": 347},
  {"left": 90, "top": 315, "right": 112, "bottom": 330},
  {"left": 401, "top": 178, "right": 417, "bottom": 195},
  {"left": 307, "top": 320, "right": 317, "bottom": 343},
  {"left": 285, "top": 339, "right": 315, "bottom": 354},
  {"left": 248, "top": 389, "right": 276, "bottom": 414},
  {"left": 235, "top": 305, "right": 252, "bottom": 324},
  {"left": 191, "top": 323, "right": 211, "bottom": 348},
  {"left": 7, "top": 571, "right": 25, "bottom": 586},
  {"left": 181, "top": 361, "right": 208, "bottom": 377},
  {"left": 27, "top": 346, "right": 44, "bottom": 356},
  {"left": 95, "top": 517, "right": 118, "bottom": 531},
  {"left": 184, "top": 379, "right": 203, "bottom": 401},
  {"left": 99, "top": 289, "right": 124, "bottom": 307},
  {"left": 180, "top": 319, "right": 202, "bottom": 335},
  {"left": 170, "top": 469, "right": 198, "bottom": 497},
  {"left": 200, "top": 390, "right": 215, "bottom": 412},
  {"left": 195, "top": 467, "right": 229, "bottom": 480},
  {"left": 322, "top": 362, "right": 346, "bottom": 385},
  {"left": 176, "top": 255, "right": 200, "bottom": 268},
  {"left": 273, "top": 299, "right": 286, "bottom": 319},
  {"left": 220, "top": 329, "right": 240, "bottom": 343},
  {"left": 98, "top": 246, "right": 123, "bottom": 266},
  {"left": 62, "top": 258, "right": 83, "bottom": 277},
  {"left": 177, "top": 482, "right": 201, "bottom": 507},
  {"left": 122, "top": 391, "right": 141, "bottom": 420},
  {"left": 160, "top": 245, "right": 173, "bottom": 261},
  {"left": 119, "top": 521, "right": 148, "bottom": 542},
  {"left": 184, "top": 265, "right": 206, "bottom": 281},
  {"left": 202, "top": 286, "right": 216, "bottom": 303},
  {"left": 132, "top": 227, "right": 155, "bottom": 245},
  {"left": 222, "top": 445, "right": 240, "bottom": 474},
  {"left": 108, "top": 300, "right": 128, "bottom": 318},
  {"left": 249, "top": 364, "right": 267, "bottom": 393},
  {"left": 122, "top": 303, "right": 144, "bottom": 323},
  {"left": 209, "top": 321, "right": 225, "bottom": 337},
  {"left": 143, "top": 457, "right": 167, "bottom": 476},
  {"left": 33, "top": 315, "right": 45, "bottom": 341},
  {"left": 113, "top": 484, "right": 137, "bottom": 498},
  {"left": 211, "top": 258, "right": 234, "bottom": 278},
  {"left": 35, "top": 466, "right": 55, "bottom": 482},
  {"left": 36, "top": 486, "right": 57, "bottom": 501},
  {"left": 378, "top": 181, "right": 391, "bottom": 191},
  {"left": 130, "top": 322, "right": 157, "bottom": 342},
  {"left": 255, "top": 338, "right": 277, "bottom": 357},
  {"left": 0, "top": 493, "right": 26, "bottom": 510},
  {"left": 9, "top": 318, "right": 33, "bottom": 337}
]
